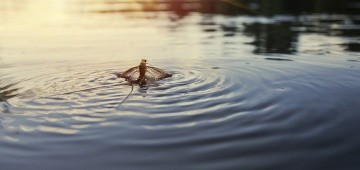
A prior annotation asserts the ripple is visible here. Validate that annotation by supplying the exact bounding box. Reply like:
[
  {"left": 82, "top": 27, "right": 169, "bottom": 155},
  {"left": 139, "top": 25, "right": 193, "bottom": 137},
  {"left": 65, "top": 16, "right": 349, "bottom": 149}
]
[
  {"left": 2, "top": 59, "right": 356, "bottom": 128},
  {"left": 0, "top": 55, "right": 358, "bottom": 170},
  {"left": 109, "top": 61, "right": 303, "bottom": 130},
  {"left": 1, "top": 58, "right": 359, "bottom": 167},
  {"left": 265, "top": 57, "right": 293, "bottom": 61},
  {"left": 37, "top": 125, "right": 79, "bottom": 135},
  {"left": 3, "top": 60, "right": 284, "bottom": 133}
]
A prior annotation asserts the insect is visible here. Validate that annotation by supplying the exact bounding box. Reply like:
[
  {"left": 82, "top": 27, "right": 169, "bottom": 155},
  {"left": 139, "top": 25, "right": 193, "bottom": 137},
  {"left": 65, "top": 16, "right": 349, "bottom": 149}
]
[
  {"left": 116, "top": 59, "right": 172, "bottom": 106},
  {"left": 118, "top": 59, "right": 172, "bottom": 86}
]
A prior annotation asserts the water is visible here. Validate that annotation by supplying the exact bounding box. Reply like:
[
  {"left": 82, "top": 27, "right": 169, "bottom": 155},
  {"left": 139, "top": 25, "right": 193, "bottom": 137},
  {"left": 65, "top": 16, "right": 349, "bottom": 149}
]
[{"left": 1, "top": 1, "right": 360, "bottom": 169}]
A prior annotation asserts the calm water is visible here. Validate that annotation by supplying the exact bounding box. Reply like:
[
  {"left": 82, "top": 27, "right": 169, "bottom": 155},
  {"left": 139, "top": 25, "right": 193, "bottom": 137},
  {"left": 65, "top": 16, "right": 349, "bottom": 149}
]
[{"left": 1, "top": 0, "right": 360, "bottom": 169}]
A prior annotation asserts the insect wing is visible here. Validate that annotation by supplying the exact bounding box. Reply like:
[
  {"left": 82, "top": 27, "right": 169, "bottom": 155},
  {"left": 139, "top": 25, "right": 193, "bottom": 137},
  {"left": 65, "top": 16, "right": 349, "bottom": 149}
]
[
  {"left": 146, "top": 66, "right": 172, "bottom": 80},
  {"left": 120, "top": 66, "right": 139, "bottom": 81}
]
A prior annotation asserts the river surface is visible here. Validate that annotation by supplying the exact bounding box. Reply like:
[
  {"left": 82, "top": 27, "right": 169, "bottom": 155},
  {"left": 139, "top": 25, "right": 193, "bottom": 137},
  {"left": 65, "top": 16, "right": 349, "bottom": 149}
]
[{"left": 1, "top": 1, "right": 360, "bottom": 169}]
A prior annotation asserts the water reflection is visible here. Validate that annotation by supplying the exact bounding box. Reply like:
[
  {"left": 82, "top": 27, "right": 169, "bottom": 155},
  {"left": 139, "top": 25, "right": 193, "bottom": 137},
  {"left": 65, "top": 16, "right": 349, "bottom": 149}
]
[
  {"left": 0, "top": 63, "right": 19, "bottom": 102},
  {"left": 74, "top": 0, "right": 360, "bottom": 55},
  {"left": 0, "top": 0, "right": 359, "bottom": 56},
  {"left": 0, "top": 78, "right": 18, "bottom": 113},
  {"left": 0, "top": 83, "right": 19, "bottom": 102},
  {"left": 342, "top": 42, "right": 360, "bottom": 52},
  {"left": 243, "top": 22, "right": 298, "bottom": 54}
]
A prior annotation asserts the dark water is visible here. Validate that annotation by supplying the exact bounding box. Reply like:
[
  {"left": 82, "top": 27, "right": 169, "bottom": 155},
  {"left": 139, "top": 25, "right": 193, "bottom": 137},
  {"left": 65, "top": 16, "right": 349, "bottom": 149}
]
[{"left": 1, "top": 0, "right": 360, "bottom": 169}]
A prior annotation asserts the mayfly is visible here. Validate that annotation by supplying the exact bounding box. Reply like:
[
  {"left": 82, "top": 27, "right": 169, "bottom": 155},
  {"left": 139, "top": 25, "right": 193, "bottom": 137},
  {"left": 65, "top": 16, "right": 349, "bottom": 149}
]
[
  {"left": 116, "top": 59, "right": 172, "bottom": 105},
  {"left": 118, "top": 59, "right": 172, "bottom": 85}
]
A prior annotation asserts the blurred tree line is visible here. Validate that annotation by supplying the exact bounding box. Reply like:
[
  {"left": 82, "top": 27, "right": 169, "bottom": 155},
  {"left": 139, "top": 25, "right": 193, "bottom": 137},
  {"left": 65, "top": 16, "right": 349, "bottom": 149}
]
[
  {"left": 253, "top": 0, "right": 357, "bottom": 15},
  {"left": 198, "top": 0, "right": 357, "bottom": 15}
]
